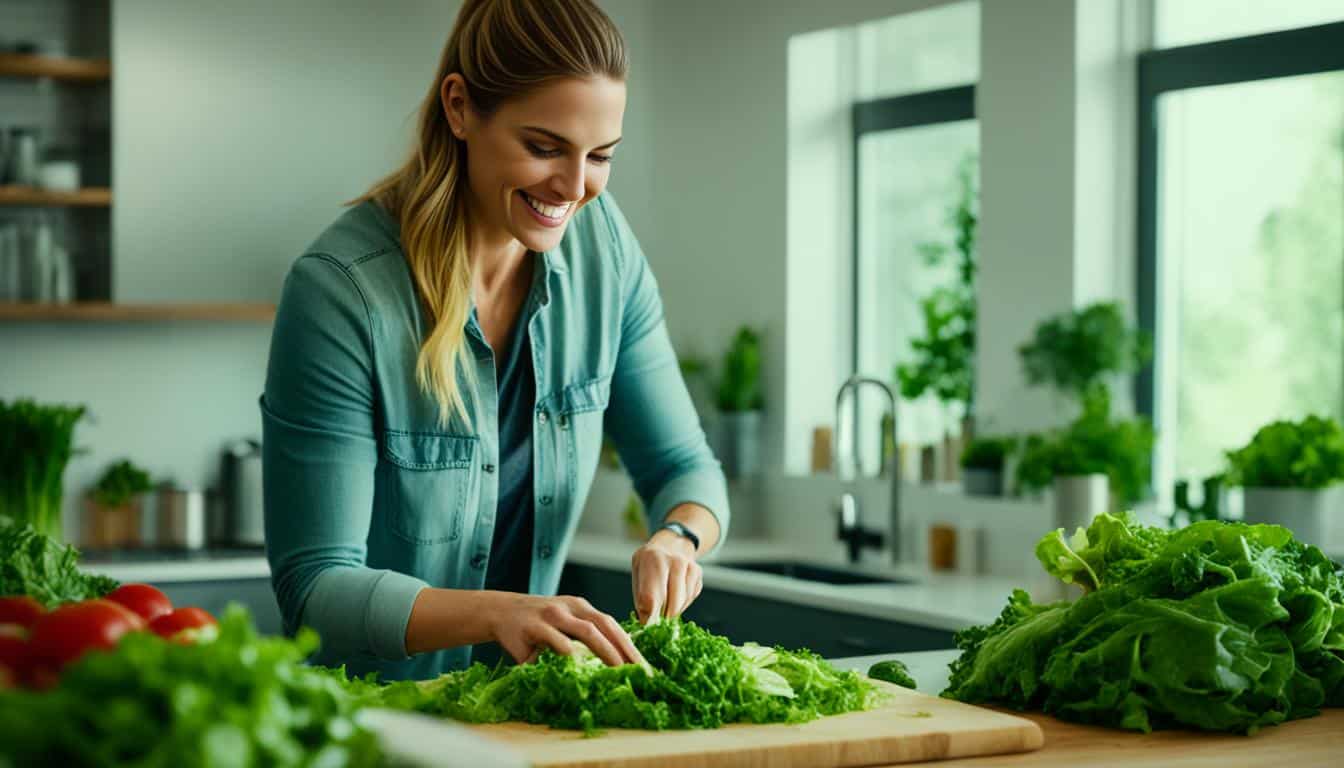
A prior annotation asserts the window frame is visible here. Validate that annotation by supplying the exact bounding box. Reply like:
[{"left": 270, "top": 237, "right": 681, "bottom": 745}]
[
  {"left": 849, "top": 84, "right": 976, "bottom": 377},
  {"left": 1135, "top": 21, "right": 1344, "bottom": 481}
]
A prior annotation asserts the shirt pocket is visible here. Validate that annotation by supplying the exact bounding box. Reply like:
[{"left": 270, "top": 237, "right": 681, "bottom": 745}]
[{"left": 380, "top": 430, "right": 477, "bottom": 545}]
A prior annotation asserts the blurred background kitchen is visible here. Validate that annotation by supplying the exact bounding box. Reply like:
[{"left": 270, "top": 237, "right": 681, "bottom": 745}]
[{"left": 2, "top": 1, "right": 1342, "bottom": 645}]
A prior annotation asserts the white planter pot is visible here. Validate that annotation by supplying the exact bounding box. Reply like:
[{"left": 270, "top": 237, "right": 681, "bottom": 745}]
[
  {"left": 1242, "top": 486, "right": 1341, "bottom": 550},
  {"left": 1053, "top": 474, "right": 1109, "bottom": 533},
  {"left": 716, "top": 409, "right": 762, "bottom": 479},
  {"left": 961, "top": 468, "right": 1003, "bottom": 497},
  {"left": 578, "top": 468, "right": 633, "bottom": 538}
]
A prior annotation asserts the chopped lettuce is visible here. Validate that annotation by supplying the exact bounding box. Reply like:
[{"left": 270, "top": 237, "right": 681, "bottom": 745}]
[
  {"left": 867, "top": 660, "right": 917, "bottom": 689},
  {"left": 380, "top": 617, "right": 877, "bottom": 734},
  {"left": 944, "top": 512, "right": 1344, "bottom": 734}
]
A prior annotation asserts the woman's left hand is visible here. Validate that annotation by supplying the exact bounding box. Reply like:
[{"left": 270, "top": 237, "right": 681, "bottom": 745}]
[{"left": 631, "top": 530, "right": 702, "bottom": 623}]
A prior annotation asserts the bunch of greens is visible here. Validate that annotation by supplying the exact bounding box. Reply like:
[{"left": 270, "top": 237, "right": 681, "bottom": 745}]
[
  {"left": 0, "top": 399, "right": 87, "bottom": 542},
  {"left": 715, "top": 327, "right": 764, "bottom": 412},
  {"left": 88, "top": 459, "right": 155, "bottom": 509},
  {"left": 0, "top": 519, "right": 118, "bottom": 607},
  {"left": 1017, "top": 302, "right": 1151, "bottom": 402},
  {"left": 0, "top": 605, "right": 386, "bottom": 768},
  {"left": 1013, "top": 389, "right": 1155, "bottom": 505},
  {"left": 897, "top": 152, "right": 978, "bottom": 409},
  {"left": 1225, "top": 415, "right": 1344, "bottom": 489},
  {"left": 943, "top": 512, "right": 1344, "bottom": 734},
  {"left": 373, "top": 617, "right": 877, "bottom": 734}
]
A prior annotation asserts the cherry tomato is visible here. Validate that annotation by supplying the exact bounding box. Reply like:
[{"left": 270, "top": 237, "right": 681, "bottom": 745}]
[
  {"left": 106, "top": 584, "right": 173, "bottom": 623},
  {"left": 0, "top": 635, "right": 27, "bottom": 675},
  {"left": 0, "top": 596, "right": 45, "bottom": 630},
  {"left": 149, "top": 607, "right": 218, "bottom": 642},
  {"left": 27, "top": 599, "right": 146, "bottom": 671}
]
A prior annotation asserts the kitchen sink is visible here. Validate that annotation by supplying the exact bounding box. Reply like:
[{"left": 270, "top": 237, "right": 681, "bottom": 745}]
[{"left": 714, "top": 560, "right": 911, "bottom": 586}]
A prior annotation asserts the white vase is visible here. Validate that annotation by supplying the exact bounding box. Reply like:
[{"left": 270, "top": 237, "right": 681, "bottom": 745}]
[
  {"left": 1053, "top": 474, "right": 1109, "bottom": 533},
  {"left": 1242, "top": 486, "right": 1340, "bottom": 550},
  {"left": 716, "top": 410, "right": 761, "bottom": 479}
]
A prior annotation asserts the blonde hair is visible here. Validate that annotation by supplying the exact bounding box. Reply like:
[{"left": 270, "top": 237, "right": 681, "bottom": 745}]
[{"left": 353, "top": 0, "right": 628, "bottom": 429}]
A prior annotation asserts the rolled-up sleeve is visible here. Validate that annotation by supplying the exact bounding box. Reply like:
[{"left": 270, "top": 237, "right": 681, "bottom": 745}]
[
  {"left": 261, "top": 253, "right": 427, "bottom": 661},
  {"left": 598, "top": 196, "right": 731, "bottom": 553}
]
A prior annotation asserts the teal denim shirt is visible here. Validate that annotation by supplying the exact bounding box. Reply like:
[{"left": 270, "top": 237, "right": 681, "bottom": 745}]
[{"left": 260, "top": 192, "right": 729, "bottom": 682}]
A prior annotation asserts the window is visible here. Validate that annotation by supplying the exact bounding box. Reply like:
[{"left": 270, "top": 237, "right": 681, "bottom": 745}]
[
  {"left": 1155, "top": 0, "right": 1344, "bottom": 48},
  {"left": 1138, "top": 18, "right": 1344, "bottom": 500},
  {"left": 852, "top": 3, "right": 978, "bottom": 475}
]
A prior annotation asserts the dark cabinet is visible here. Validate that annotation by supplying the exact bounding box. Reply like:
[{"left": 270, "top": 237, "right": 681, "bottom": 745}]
[{"left": 558, "top": 563, "right": 954, "bottom": 658}]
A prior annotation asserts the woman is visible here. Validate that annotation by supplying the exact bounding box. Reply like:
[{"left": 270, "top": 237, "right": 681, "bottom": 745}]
[{"left": 260, "top": 0, "right": 729, "bottom": 682}]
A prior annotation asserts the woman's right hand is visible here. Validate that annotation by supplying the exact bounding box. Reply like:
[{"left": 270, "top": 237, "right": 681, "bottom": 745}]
[{"left": 486, "top": 593, "right": 646, "bottom": 668}]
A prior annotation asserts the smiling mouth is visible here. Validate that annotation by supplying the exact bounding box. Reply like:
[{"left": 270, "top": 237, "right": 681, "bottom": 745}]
[{"left": 519, "top": 190, "right": 573, "bottom": 222}]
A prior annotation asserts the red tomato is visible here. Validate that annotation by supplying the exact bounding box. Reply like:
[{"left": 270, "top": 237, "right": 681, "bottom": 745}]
[
  {"left": 27, "top": 599, "right": 146, "bottom": 670},
  {"left": 106, "top": 584, "right": 173, "bottom": 623},
  {"left": 149, "top": 607, "right": 217, "bottom": 641},
  {"left": 24, "top": 664, "right": 60, "bottom": 691},
  {"left": 0, "top": 596, "right": 45, "bottom": 629},
  {"left": 0, "top": 663, "right": 12, "bottom": 689},
  {"left": 0, "top": 635, "right": 27, "bottom": 674}
]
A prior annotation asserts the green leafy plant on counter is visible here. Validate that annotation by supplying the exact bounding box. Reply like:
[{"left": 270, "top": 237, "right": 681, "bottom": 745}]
[
  {"left": 1224, "top": 415, "right": 1344, "bottom": 489},
  {"left": 1013, "top": 389, "right": 1155, "bottom": 506},
  {"left": 88, "top": 460, "right": 154, "bottom": 509},
  {"left": 942, "top": 512, "right": 1344, "bottom": 734},
  {"left": 0, "top": 399, "right": 87, "bottom": 542},
  {"left": 897, "top": 152, "right": 978, "bottom": 411},
  {"left": 0, "top": 605, "right": 385, "bottom": 768},
  {"left": 1017, "top": 302, "right": 1152, "bottom": 404},
  {"left": 715, "top": 327, "right": 764, "bottom": 412},
  {"left": 960, "top": 436, "right": 1014, "bottom": 471},
  {"left": 0, "top": 519, "right": 117, "bottom": 608},
  {"left": 372, "top": 617, "right": 879, "bottom": 734}
]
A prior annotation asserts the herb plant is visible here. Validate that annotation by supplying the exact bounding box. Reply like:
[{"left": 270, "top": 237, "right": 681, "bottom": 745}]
[
  {"left": 0, "top": 399, "right": 87, "bottom": 542},
  {"left": 943, "top": 512, "right": 1344, "bottom": 734},
  {"left": 715, "top": 327, "right": 764, "bottom": 412},
  {"left": 1012, "top": 389, "right": 1154, "bottom": 505},
  {"left": 1224, "top": 415, "right": 1344, "bottom": 489},
  {"left": 1017, "top": 302, "right": 1151, "bottom": 402},
  {"left": 960, "top": 437, "right": 1013, "bottom": 471},
  {"left": 88, "top": 460, "right": 154, "bottom": 509}
]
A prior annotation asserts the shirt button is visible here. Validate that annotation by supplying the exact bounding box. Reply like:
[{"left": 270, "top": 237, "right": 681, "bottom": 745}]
[
  {"left": 557, "top": 414, "right": 570, "bottom": 430},
  {"left": 470, "top": 554, "right": 487, "bottom": 570},
  {"left": 539, "top": 495, "right": 552, "bottom": 505},
  {"left": 482, "top": 463, "right": 496, "bottom": 473},
  {"left": 538, "top": 545, "right": 553, "bottom": 559},
  {"left": 537, "top": 411, "right": 548, "bottom": 425}
]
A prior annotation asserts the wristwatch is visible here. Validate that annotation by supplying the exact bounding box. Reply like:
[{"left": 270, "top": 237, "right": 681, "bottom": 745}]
[{"left": 656, "top": 521, "right": 701, "bottom": 553}]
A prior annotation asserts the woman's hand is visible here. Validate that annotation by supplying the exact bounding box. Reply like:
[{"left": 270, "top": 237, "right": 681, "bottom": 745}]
[
  {"left": 631, "top": 529, "right": 703, "bottom": 623},
  {"left": 485, "top": 593, "right": 646, "bottom": 667}
]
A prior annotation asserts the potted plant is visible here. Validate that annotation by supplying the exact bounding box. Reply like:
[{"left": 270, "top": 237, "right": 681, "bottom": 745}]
[
  {"left": 1018, "top": 301, "right": 1151, "bottom": 405},
  {"left": 1225, "top": 415, "right": 1344, "bottom": 548},
  {"left": 0, "top": 398, "right": 86, "bottom": 542},
  {"left": 83, "top": 459, "right": 154, "bottom": 549},
  {"left": 897, "top": 153, "right": 978, "bottom": 458},
  {"left": 960, "top": 436, "right": 1013, "bottom": 497},
  {"left": 715, "top": 326, "right": 764, "bottom": 479},
  {"left": 1014, "top": 390, "right": 1155, "bottom": 530}
]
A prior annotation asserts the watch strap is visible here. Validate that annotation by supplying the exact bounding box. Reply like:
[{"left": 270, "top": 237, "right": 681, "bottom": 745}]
[{"left": 658, "top": 521, "right": 701, "bottom": 552}]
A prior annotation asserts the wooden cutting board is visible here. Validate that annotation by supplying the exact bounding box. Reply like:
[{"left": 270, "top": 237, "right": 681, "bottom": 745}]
[
  {"left": 465, "top": 679, "right": 1044, "bottom": 768},
  {"left": 911, "top": 708, "right": 1344, "bottom": 767}
]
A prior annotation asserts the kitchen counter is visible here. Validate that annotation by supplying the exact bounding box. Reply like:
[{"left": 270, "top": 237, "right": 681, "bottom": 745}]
[
  {"left": 568, "top": 534, "right": 1033, "bottom": 632},
  {"left": 82, "top": 546, "right": 270, "bottom": 583},
  {"left": 831, "top": 650, "right": 1344, "bottom": 767}
]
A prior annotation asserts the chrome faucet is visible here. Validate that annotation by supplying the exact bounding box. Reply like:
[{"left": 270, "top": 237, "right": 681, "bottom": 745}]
[{"left": 834, "top": 375, "right": 899, "bottom": 564}]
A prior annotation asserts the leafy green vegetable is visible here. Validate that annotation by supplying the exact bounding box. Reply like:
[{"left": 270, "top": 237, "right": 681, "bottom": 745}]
[
  {"left": 1225, "top": 415, "right": 1344, "bottom": 489},
  {"left": 0, "top": 519, "right": 118, "bottom": 607},
  {"left": 0, "top": 605, "right": 386, "bottom": 768},
  {"left": 89, "top": 459, "right": 155, "bottom": 509},
  {"left": 867, "top": 660, "right": 917, "bottom": 689},
  {"left": 380, "top": 617, "right": 877, "bottom": 734},
  {"left": 0, "top": 399, "right": 87, "bottom": 542},
  {"left": 944, "top": 512, "right": 1344, "bottom": 734}
]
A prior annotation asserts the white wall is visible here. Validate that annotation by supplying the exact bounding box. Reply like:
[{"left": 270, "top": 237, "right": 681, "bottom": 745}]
[{"left": 0, "top": 0, "right": 658, "bottom": 540}]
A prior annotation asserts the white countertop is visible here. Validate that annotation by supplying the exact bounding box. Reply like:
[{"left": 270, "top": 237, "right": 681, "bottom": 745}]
[
  {"left": 567, "top": 534, "right": 1030, "bottom": 632},
  {"left": 83, "top": 549, "right": 271, "bottom": 583}
]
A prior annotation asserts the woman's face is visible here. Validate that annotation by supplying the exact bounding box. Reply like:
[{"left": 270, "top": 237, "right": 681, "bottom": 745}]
[{"left": 443, "top": 75, "right": 626, "bottom": 255}]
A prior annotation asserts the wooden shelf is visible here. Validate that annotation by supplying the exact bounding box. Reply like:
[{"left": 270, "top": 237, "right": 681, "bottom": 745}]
[
  {"left": 0, "top": 187, "right": 112, "bottom": 207},
  {"left": 0, "top": 53, "right": 110, "bottom": 82},
  {"left": 0, "top": 302, "right": 276, "bottom": 322}
]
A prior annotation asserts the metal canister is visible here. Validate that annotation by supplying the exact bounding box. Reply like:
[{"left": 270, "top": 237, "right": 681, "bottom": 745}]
[{"left": 156, "top": 484, "right": 208, "bottom": 550}]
